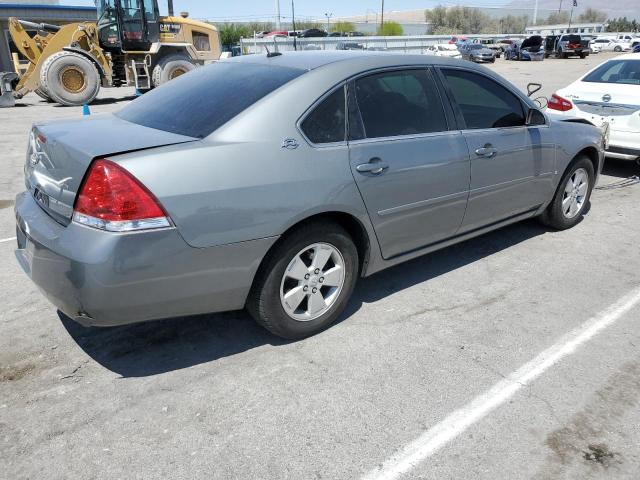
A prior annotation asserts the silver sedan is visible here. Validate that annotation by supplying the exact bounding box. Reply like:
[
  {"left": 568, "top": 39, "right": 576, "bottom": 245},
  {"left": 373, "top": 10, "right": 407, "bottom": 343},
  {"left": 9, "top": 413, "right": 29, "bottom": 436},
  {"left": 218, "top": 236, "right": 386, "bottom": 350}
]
[{"left": 15, "top": 51, "right": 605, "bottom": 339}]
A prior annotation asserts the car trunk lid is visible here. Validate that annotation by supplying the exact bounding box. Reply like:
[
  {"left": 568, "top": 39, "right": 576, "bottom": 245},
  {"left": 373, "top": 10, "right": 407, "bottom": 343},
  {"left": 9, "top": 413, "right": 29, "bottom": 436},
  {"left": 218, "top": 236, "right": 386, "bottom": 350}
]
[
  {"left": 25, "top": 114, "right": 198, "bottom": 224},
  {"left": 567, "top": 83, "right": 640, "bottom": 132}
]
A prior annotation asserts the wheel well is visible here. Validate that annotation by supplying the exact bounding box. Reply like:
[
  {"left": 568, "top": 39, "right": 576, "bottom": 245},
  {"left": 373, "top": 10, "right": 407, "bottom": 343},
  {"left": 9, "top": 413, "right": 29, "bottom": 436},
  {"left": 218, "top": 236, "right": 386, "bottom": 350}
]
[
  {"left": 577, "top": 146, "right": 600, "bottom": 175},
  {"left": 265, "top": 212, "right": 371, "bottom": 277},
  {"left": 154, "top": 46, "right": 195, "bottom": 64}
]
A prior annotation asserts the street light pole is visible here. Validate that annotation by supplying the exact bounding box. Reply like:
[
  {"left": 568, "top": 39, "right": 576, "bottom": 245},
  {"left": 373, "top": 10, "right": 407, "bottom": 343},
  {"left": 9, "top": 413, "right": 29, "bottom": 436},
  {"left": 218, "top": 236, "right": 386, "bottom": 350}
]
[
  {"left": 380, "top": 0, "right": 385, "bottom": 32},
  {"left": 275, "top": 0, "right": 281, "bottom": 30},
  {"left": 324, "top": 12, "right": 333, "bottom": 33}
]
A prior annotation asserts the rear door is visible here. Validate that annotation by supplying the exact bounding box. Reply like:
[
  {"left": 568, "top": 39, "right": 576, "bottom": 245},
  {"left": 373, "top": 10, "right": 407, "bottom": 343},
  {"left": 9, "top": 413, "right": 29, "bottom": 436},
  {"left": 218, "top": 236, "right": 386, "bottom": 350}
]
[
  {"left": 347, "top": 68, "right": 470, "bottom": 259},
  {"left": 438, "top": 67, "right": 555, "bottom": 232}
]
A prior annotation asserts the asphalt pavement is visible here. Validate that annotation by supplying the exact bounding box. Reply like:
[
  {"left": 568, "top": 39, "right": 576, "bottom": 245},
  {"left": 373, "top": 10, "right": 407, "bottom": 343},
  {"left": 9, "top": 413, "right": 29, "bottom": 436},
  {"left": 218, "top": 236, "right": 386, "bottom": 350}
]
[{"left": 1, "top": 52, "right": 639, "bottom": 480}]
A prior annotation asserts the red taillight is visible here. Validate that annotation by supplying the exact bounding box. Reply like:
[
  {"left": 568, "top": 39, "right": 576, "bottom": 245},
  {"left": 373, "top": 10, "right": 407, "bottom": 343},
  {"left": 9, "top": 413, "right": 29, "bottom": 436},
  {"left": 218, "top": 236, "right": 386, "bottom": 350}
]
[
  {"left": 73, "top": 159, "right": 170, "bottom": 232},
  {"left": 548, "top": 93, "right": 573, "bottom": 112}
]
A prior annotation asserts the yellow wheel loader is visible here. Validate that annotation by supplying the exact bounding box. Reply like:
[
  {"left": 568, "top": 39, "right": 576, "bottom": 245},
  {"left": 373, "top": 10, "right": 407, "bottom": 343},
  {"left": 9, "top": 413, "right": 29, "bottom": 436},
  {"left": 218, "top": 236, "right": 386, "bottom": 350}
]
[{"left": 0, "top": 0, "right": 221, "bottom": 107}]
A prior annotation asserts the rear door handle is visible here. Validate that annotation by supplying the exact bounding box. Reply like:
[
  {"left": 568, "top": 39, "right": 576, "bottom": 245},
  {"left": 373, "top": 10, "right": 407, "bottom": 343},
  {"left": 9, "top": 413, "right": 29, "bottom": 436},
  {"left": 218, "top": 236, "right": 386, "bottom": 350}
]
[
  {"left": 356, "top": 158, "right": 389, "bottom": 175},
  {"left": 475, "top": 144, "right": 498, "bottom": 158}
]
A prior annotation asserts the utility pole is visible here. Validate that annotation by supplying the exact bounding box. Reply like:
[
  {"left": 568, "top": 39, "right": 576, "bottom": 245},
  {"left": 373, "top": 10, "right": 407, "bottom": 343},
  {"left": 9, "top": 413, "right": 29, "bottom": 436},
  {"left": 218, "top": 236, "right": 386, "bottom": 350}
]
[
  {"left": 324, "top": 12, "right": 333, "bottom": 33},
  {"left": 568, "top": 0, "right": 574, "bottom": 32},
  {"left": 275, "top": 0, "right": 281, "bottom": 30},
  {"left": 291, "top": 0, "right": 297, "bottom": 50},
  {"left": 533, "top": 0, "right": 539, "bottom": 25},
  {"left": 380, "top": 0, "right": 385, "bottom": 33}
]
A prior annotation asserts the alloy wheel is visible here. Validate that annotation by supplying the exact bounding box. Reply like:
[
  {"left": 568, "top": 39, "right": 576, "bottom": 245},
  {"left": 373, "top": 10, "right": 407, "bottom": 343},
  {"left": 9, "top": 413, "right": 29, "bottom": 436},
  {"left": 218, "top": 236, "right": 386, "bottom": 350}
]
[
  {"left": 280, "top": 243, "right": 345, "bottom": 321},
  {"left": 562, "top": 168, "right": 589, "bottom": 219}
]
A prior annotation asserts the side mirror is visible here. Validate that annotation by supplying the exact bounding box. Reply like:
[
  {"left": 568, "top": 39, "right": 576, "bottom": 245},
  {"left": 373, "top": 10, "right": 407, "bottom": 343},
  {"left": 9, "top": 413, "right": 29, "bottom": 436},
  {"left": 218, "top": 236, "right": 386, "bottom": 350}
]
[
  {"left": 526, "top": 108, "right": 547, "bottom": 126},
  {"left": 526, "top": 82, "right": 542, "bottom": 97}
]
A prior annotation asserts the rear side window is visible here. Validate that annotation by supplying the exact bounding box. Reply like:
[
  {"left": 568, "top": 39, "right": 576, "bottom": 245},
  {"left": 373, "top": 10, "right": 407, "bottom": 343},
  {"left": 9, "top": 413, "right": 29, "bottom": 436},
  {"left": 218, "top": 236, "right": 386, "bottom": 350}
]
[
  {"left": 442, "top": 69, "right": 525, "bottom": 129},
  {"left": 301, "top": 87, "right": 346, "bottom": 144},
  {"left": 353, "top": 69, "right": 448, "bottom": 138},
  {"left": 116, "top": 62, "right": 304, "bottom": 138}
]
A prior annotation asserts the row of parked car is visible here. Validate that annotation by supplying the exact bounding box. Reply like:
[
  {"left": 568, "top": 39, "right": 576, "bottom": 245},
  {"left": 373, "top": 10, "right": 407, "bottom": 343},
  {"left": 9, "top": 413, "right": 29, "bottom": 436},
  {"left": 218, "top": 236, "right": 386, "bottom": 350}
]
[{"left": 428, "top": 33, "right": 640, "bottom": 64}]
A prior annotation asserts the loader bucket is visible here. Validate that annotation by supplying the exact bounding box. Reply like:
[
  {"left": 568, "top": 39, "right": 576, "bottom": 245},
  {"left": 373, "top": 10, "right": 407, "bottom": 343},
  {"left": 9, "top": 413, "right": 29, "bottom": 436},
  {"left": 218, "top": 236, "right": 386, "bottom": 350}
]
[{"left": 0, "top": 72, "right": 18, "bottom": 107}]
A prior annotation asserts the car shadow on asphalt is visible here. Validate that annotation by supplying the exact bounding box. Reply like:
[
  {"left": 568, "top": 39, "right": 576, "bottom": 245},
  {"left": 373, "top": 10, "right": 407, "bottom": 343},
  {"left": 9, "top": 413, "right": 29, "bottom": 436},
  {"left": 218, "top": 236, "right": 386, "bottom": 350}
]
[
  {"left": 60, "top": 219, "right": 550, "bottom": 378},
  {"left": 601, "top": 159, "right": 640, "bottom": 179}
]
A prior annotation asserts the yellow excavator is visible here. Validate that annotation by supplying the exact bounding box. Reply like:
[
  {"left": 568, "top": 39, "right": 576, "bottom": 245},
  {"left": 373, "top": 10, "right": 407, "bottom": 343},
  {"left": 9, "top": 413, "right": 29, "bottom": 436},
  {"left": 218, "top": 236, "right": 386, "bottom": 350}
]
[{"left": 0, "top": 0, "right": 221, "bottom": 107}]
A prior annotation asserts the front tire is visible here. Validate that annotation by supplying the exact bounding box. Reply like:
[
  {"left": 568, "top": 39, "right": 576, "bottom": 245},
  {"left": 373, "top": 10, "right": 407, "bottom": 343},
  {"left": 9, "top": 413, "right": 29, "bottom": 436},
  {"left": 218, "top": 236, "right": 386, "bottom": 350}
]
[
  {"left": 152, "top": 54, "right": 197, "bottom": 87},
  {"left": 39, "top": 51, "right": 100, "bottom": 106},
  {"left": 247, "top": 222, "right": 359, "bottom": 339},
  {"left": 540, "top": 155, "right": 594, "bottom": 230}
]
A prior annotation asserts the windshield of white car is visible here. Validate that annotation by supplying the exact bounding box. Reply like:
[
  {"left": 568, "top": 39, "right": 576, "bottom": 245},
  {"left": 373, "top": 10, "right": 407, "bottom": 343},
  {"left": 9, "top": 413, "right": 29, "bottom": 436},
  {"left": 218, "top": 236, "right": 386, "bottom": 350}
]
[{"left": 583, "top": 59, "right": 640, "bottom": 85}]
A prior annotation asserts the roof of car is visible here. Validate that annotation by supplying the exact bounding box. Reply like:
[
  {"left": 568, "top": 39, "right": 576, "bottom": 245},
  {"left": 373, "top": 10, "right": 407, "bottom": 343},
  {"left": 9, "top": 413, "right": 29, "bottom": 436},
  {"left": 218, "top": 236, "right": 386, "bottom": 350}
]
[{"left": 224, "top": 50, "right": 472, "bottom": 72}]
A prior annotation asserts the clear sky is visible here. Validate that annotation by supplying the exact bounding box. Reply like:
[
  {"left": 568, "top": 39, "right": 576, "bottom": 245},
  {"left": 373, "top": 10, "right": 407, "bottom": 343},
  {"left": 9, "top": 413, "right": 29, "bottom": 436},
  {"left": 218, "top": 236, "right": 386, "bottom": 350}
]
[{"left": 63, "top": 1, "right": 511, "bottom": 21}]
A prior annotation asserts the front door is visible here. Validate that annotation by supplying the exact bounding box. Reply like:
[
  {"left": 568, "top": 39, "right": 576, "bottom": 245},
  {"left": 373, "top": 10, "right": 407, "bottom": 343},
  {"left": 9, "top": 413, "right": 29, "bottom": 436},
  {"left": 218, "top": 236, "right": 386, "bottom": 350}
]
[
  {"left": 439, "top": 68, "right": 555, "bottom": 232},
  {"left": 347, "top": 68, "right": 471, "bottom": 259}
]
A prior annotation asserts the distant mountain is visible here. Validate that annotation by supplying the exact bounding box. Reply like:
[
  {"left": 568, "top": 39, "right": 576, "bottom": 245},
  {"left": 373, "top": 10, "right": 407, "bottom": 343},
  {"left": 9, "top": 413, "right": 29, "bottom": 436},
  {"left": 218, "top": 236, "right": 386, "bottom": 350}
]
[{"left": 506, "top": 0, "right": 639, "bottom": 21}]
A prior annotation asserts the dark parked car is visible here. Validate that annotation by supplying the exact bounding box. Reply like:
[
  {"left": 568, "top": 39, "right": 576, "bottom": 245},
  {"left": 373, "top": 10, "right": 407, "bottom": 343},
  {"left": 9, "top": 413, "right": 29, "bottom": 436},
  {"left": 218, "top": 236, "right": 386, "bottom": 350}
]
[
  {"left": 460, "top": 43, "right": 496, "bottom": 63},
  {"left": 545, "top": 34, "right": 590, "bottom": 58},
  {"left": 299, "top": 28, "right": 328, "bottom": 38},
  {"left": 505, "top": 36, "right": 544, "bottom": 61},
  {"left": 15, "top": 52, "right": 605, "bottom": 339}
]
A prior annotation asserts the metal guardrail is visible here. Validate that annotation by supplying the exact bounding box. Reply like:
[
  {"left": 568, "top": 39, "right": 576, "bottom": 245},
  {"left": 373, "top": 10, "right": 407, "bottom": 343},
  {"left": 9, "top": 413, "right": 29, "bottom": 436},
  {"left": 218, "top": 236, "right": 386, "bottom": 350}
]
[{"left": 240, "top": 34, "right": 528, "bottom": 55}]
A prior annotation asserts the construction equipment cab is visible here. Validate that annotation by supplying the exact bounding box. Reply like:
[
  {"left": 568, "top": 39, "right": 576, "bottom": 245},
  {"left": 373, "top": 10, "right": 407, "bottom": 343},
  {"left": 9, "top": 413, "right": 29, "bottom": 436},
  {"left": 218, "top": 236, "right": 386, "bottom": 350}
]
[{"left": 0, "top": 0, "right": 221, "bottom": 107}]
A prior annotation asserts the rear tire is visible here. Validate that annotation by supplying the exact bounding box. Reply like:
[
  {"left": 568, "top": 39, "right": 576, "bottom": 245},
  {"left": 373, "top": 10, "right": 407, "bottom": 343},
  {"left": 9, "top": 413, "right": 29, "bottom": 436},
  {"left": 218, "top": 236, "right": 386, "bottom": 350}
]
[
  {"left": 34, "top": 87, "right": 53, "bottom": 103},
  {"left": 39, "top": 51, "right": 100, "bottom": 106},
  {"left": 539, "top": 155, "right": 595, "bottom": 230},
  {"left": 247, "top": 222, "right": 359, "bottom": 339},
  {"left": 152, "top": 54, "right": 197, "bottom": 88},
  {"left": 580, "top": 52, "right": 586, "bottom": 59}
]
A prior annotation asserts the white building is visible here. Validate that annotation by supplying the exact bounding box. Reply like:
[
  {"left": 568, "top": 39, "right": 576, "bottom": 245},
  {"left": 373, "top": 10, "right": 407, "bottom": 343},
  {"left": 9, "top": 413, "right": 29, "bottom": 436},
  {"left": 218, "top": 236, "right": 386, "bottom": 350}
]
[{"left": 525, "top": 22, "right": 607, "bottom": 36}]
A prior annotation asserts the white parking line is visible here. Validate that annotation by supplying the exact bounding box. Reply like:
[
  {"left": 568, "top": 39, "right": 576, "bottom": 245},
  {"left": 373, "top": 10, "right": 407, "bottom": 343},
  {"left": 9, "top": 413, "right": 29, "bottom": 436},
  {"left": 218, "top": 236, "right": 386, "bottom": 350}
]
[
  {"left": 0, "top": 237, "right": 16, "bottom": 244},
  {"left": 362, "top": 285, "right": 640, "bottom": 480}
]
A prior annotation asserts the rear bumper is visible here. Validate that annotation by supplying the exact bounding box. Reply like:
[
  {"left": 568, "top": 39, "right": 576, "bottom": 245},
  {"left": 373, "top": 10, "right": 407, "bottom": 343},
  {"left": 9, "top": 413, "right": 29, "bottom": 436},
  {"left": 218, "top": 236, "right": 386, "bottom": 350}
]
[
  {"left": 14, "top": 192, "right": 277, "bottom": 326},
  {"left": 607, "top": 130, "right": 640, "bottom": 160}
]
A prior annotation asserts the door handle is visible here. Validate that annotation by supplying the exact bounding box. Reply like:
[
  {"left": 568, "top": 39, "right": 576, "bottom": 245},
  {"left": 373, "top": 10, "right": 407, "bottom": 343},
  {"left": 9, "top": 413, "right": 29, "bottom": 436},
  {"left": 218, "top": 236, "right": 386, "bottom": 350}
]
[
  {"left": 356, "top": 158, "right": 389, "bottom": 174},
  {"left": 475, "top": 144, "right": 497, "bottom": 158}
]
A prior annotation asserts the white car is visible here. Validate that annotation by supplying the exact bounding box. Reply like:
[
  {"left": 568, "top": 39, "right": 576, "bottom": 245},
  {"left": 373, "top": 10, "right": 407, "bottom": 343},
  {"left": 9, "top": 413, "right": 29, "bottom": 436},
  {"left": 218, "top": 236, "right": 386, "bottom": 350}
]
[
  {"left": 547, "top": 53, "right": 640, "bottom": 161},
  {"left": 589, "top": 42, "right": 602, "bottom": 54},
  {"left": 425, "top": 44, "right": 461, "bottom": 58},
  {"left": 590, "top": 38, "right": 632, "bottom": 52}
]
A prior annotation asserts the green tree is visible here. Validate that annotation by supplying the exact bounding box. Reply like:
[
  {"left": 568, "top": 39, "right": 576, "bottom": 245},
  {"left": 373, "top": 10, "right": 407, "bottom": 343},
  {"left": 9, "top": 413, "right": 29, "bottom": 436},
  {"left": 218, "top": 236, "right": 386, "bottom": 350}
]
[
  {"left": 577, "top": 8, "right": 607, "bottom": 23},
  {"left": 246, "top": 22, "right": 274, "bottom": 34},
  {"left": 377, "top": 21, "right": 404, "bottom": 36},
  {"left": 216, "top": 23, "right": 250, "bottom": 47},
  {"left": 425, "top": 6, "right": 448, "bottom": 30},
  {"left": 498, "top": 15, "right": 528, "bottom": 34},
  {"left": 294, "top": 21, "right": 322, "bottom": 30},
  {"left": 331, "top": 21, "right": 355, "bottom": 34},
  {"left": 607, "top": 17, "right": 638, "bottom": 32},
  {"left": 545, "top": 11, "right": 570, "bottom": 25}
]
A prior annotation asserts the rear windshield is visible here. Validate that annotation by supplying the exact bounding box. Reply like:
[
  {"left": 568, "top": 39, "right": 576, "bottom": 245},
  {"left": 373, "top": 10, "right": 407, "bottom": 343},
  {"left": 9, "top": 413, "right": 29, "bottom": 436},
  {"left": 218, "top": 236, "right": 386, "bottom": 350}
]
[
  {"left": 116, "top": 62, "right": 305, "bottom": 138},
  {"left": 563, "top": 35, "right": 581, "bottom": 43},
  {"left": 583, "top": 59, "right": 640, "bottom": 85}
]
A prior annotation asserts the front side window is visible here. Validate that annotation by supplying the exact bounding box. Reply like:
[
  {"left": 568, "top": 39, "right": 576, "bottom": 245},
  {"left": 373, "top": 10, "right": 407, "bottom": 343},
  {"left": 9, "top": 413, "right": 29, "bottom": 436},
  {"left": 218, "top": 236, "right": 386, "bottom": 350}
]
[
  {"left": 301, "top": 87, "right": 346, "bottom": 144},
  {"left": 442, "top": 69, "right": 525, "bottom": 129},
  {"left": 353, "top": 69, "right": 448, "bottom": 139}
]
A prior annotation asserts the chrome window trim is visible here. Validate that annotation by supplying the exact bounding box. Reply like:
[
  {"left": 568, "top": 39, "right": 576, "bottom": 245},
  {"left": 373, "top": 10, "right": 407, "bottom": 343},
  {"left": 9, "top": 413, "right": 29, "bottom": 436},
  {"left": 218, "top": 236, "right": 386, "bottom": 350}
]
[{"left": 347, "top": 129, "right": 464, "bottom": 147}]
